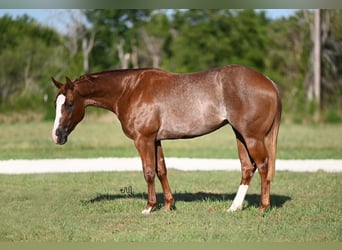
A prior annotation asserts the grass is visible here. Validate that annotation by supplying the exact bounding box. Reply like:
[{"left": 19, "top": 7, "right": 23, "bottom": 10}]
[
  {"left": 0, "top": 117, "right": 341, "bottom": 242},
  {"left": 0, "top": 116, "right": 341, "bottom": 159},
  {"left": 0, "top": 170, "right": 341, "bottom": 242}
]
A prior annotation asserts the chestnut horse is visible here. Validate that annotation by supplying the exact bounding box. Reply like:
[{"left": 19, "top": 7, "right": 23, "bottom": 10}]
[{"left": 51, "top": 65, "right": 281, "bottom": 214}]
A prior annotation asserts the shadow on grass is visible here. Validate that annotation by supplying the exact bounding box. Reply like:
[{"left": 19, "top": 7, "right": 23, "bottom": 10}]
[{"left": 84, "top": 191, "right": 291, "bottom": 210}]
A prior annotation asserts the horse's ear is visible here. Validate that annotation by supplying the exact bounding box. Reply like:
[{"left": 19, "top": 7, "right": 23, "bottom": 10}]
[
  {"left": 65, "top": 77, "right": 74, "bottom": 90},
  {"left": 52, "top": 77, "right": 63, "bottom": 89},
  {"left": 66, "top": 77, "right": 72, "bottom": 84}
]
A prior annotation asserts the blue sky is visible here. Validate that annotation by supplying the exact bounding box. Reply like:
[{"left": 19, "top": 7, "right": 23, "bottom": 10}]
[
  {"left": 0, "top": 9, "right": 79, "bottom": 33},
  {"left": 0, "top": 9, "right": 297, "bottom": 33}
]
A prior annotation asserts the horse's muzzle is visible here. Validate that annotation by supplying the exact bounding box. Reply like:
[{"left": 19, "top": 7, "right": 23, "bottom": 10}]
[{"left": 55, "top": 128, "right": 68, "bottom": 145}]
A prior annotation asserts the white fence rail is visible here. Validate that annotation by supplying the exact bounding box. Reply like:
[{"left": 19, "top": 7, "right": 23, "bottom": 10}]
[{"left": 0, "top": 158, "right": 341, "bottom": 175}]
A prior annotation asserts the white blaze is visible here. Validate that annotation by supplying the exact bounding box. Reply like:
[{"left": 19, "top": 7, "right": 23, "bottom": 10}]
[
  {"left": 52, "top": 94, "right": 66, "bottom": 144},
  {"left": 228, "top": 184, "right": 249, "bottom": 212}
]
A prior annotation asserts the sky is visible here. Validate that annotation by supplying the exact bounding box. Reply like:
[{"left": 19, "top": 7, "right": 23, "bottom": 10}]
[
  {"left": 0, "top": 9, "right": 80, "bottom": 33},
  {"left": 0, "top": 9, "right": 297, "bottom": 33}
]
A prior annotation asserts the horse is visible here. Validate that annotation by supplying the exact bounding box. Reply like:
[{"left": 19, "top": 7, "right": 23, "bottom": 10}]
[{"left": 51, "top": 65, "right": 281, "bottom": 214}]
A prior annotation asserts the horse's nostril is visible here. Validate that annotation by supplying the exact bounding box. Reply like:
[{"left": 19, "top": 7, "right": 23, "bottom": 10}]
[{"left": 56, "top": 128, "right": 61, "bottom": 137}]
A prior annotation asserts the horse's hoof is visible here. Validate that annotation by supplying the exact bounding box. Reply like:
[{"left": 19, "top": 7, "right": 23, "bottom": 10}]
[
  {"left": 258, "top": 205, "right": 270, "bottom": 212},
  {"left": 163, "top": 207, "right": 172, "bottom": 212},
  {"left": 141, "top": 207, "right": 153, "bottom": 214},
  {"left": 227, "top": 204, "right": 243, "bottom": 212}
]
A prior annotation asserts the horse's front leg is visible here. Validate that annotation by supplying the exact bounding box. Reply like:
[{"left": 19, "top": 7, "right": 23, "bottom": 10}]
[
  {"left": 134, "top": 136, "right": 157, "bottom": 214},
  {"left": 156, "top": 141, "right": 174, "bottom": 211}
]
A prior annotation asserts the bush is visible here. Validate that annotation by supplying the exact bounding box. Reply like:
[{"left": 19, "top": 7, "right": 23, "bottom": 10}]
[{"left": 324, "top": 109, "right": 342, "bottom": 123}]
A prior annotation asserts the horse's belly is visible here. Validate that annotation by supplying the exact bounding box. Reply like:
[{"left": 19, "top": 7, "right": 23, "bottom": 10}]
[
  {"left": 156, "top": 84, "right": 227, "bottom": 140},
  {"left": 157, "top": 109, "right": 226, "bottom": 140}
]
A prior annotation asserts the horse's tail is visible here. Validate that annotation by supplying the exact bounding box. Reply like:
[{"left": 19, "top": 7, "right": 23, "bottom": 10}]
[{"left": 266, "top": 98, "right": 282, "bottom": 181}]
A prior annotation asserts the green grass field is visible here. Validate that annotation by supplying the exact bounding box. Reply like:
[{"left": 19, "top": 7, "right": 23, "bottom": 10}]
[
  {"left": 0, "top": 117, "right": 341, "bottom": 159},
  {"left": 0, "top": 170, "right": 341, "bottom": 242},
  {"left": 0, "top": 118, "right": 341, "bottom": 242}
]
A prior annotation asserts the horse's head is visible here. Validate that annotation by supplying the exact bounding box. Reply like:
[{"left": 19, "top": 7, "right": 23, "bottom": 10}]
[{"left": 51, "top": 77, "right": 86, "bottom": 145}]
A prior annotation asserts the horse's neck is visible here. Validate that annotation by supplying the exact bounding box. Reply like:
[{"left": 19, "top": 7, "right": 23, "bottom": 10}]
[{"left": 79, "top": 74, "right": 126, "bottom": 113}]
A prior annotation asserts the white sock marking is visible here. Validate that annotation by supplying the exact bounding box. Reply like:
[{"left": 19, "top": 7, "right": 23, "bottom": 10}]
[
  {"left": 141, "top": 207, "right": 152, "bottom": 214},
  {"left": 52, "top": 94, "right": 65, "bottom": 144},
  {"left": 228, "top": 184, "right": 249, "bottom": 212}
]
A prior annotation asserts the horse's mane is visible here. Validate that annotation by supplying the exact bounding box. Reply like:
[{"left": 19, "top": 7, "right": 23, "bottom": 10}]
[
  {"left": 74, "top": 74, "right": 97, "bottom": 84},
  {"left": 74, "top": 68, "right": 159, "bottom": 85},
  {"left": 73, "top": 69, "right": 148, "bottom": 96}
]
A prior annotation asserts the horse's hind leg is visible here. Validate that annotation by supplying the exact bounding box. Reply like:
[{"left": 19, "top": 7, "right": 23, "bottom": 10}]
[
  {"left": 156, "top": 141, "right": 174, "bottom": 211},
  {"left": 244, "top": 136, "right": 270, "bottom": 211},
  {"left": 228, "top": 131, "right": 257, "bottom": 212}
]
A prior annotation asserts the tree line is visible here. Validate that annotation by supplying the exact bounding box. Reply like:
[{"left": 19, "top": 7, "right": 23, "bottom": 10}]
[{"left": 0, "top": 9, "right": 341, "bottom": 123}]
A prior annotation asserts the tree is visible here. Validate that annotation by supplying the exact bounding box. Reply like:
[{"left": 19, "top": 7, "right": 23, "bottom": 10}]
[
  {"left": 68, "top": 10, "right": 95, "bottom": 73},
  {"left": 1, "top": 9, "right": 341, "bottom": 122},
  {"left": 140, "top": 11, "right": 171, "bottom": 68},
  {"left": 266, "top": 10, "right": 342, "bottom": 122},
  {"left": 84, "top": 10, "right": 151, "bottom": 70},
  {"left": 320, "top": 10, "right": 342, "bottom": 113},
  {"left": 0, "top": 14, "right": 61, "bottom": 110},
  {"left": 303, "top": 10, "right": 342, "bottom": 115},
  {"left": 266, "top": 11, "right": 311, "bottom": 120},
  {"left": 166, "top": 10, "right": 270, "bottom": 72}
]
